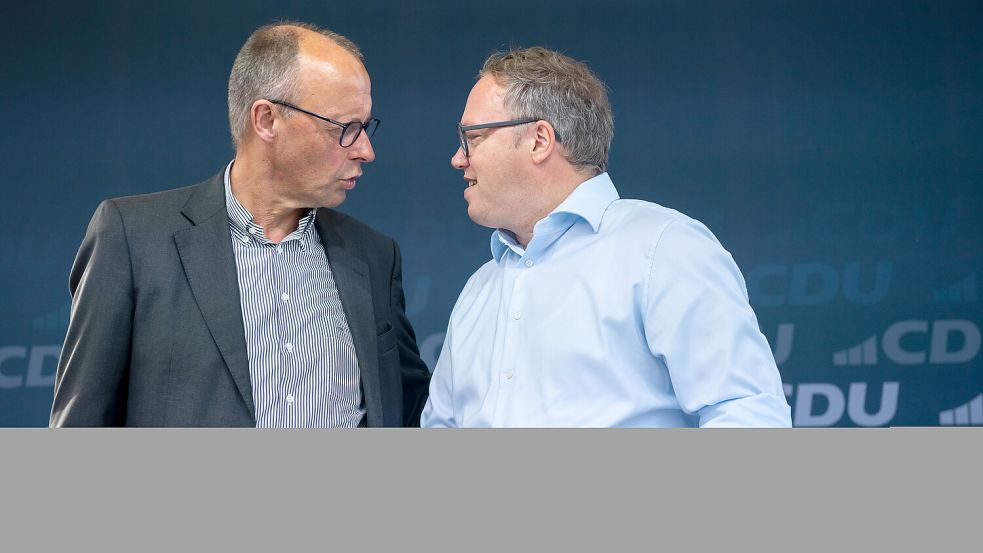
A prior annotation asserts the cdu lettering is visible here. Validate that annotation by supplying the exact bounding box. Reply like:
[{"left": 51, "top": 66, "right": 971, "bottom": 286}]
[
  {"left": 786, "top": 381, "right": 900, "bottom": 427},
  {"left": 747, "top": 262, "right": 891, "bottom": 307}
]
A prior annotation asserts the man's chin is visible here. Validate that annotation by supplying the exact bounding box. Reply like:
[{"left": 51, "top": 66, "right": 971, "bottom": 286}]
[
  {"left": 319, "top": 190, "right": 347, "bottom": 209},
  {"left": 466, "top": 208, "right": 496, "bottom": 229},
  {"left": 465, "top": 205, "right": 480, "bottom": 224}
]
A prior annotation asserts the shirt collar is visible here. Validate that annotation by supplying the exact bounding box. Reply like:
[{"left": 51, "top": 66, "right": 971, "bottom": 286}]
[
  {"left": 490, "top": 172, "right": 620, "bottom": 262},
  {"left": 224, "top": 161, "right": 318, "bottom": 246}
]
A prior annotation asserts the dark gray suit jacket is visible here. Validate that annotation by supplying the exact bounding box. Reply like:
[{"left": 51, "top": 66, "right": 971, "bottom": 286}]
[{"left": 50, "top": 171, "right": 430, "bottom": 427}]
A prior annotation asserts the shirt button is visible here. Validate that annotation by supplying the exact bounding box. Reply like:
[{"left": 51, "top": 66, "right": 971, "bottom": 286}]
[
  {"left": 524, "top": 259, "right": 534, "bottom": 268},
  {"left": 285, "top": 342, "right": 293, "bottom": 352},
  {"left": 239, "top": 235, "right": 249, "bottom": 244},
  {"left": 276, "top": 244, "right": 283, "bottom": 253},
  {"left": 505, "top": 372, "right": 513, "bottom": 380},
  {"left": 512, "top": 311, "right": 522, "bottom": 320},
  {"left": 286, "top": 394, "right": 294, "bottom": 403},
  {"left": 281, "top": 292, "right": 290, "bottom": 302},
  {"left": 248, "top": 227, "right": 258, "bottom": 235}
]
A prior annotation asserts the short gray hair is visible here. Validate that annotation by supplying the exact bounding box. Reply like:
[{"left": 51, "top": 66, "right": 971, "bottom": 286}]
[
  {"left": 227, "top": 21, "right": 363, "bottom": 147},
  {"left": 479, "top": 47, "right": 613, "bottom": 174}
]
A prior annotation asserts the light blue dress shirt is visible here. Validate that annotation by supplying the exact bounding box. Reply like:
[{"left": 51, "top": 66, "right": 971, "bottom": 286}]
[{"left": 422, "top": 173, "right": 792, "bottom": 427}]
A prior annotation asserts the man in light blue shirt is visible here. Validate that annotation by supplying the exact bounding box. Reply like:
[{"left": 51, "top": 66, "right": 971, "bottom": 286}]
[{"left": 422, "top": 47, "right": 791, "bottom": 427}]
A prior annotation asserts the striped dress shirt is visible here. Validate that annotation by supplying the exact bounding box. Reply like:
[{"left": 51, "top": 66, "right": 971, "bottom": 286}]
[{"left": 224, "top": 164, "right": 365, "bottom": 427}]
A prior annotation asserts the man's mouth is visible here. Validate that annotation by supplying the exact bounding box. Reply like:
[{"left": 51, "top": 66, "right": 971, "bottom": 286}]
[
  {"left": 467, "top": 179, "right": 478, "bottom": 188},
  {"left": 342, "top": 174, "right": 361, "bottom": 190}
]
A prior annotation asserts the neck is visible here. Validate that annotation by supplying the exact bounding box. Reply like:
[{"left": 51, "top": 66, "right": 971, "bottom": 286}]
[
  {"left": 230, "top": 152, "right": 306, "bottom": 244},
  {"left": 511, "top": 166, "right": 598, "bottom": 248}
]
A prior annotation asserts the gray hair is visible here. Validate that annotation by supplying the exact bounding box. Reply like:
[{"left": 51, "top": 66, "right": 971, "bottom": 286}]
[
  {"left": 227, "top": 21, "right": 363, "bottom": 147},
  {"left": 479, "top": 46, "right": 614, "bottom": 174}
]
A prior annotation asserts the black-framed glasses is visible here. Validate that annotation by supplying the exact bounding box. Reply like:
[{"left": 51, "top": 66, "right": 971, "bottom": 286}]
[
  {"left": 268, "top": 99, "right": 380, "bottom": 147},
  {"left": 456, "top": 117, "right": 541, "bottom": 157}
]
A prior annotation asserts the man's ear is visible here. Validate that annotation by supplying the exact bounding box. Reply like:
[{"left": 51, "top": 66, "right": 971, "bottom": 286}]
[
  {"left": 251, "top": 100, "right": 277, "bottom": 143},
  {"left": 529, "top": 120, "right": 558, "bottom": 165}
]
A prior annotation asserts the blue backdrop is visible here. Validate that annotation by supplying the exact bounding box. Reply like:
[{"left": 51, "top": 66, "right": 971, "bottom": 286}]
[{"left": 2, "top": 0, "right": 980, "bottom": 426}]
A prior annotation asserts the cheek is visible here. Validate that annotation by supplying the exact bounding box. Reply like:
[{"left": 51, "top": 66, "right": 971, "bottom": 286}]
[{"left": 316, "top": 149, "right": 346, "bottom": 171}]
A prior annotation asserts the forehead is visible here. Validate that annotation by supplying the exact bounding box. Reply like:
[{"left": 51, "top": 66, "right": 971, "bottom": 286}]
[
  {"left": 462, "top": 75, "right": 510, "bottom": 124},
  {"left": 294, "top": 42, "right": 372, "bottom": 118}
]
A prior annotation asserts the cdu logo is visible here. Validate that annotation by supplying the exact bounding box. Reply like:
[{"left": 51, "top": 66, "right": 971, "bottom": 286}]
[
  {"left": 0, "top": 345, "right": 61, "bottom": 389},
  {"left": 784, "top": 382, "right": 900, "bottom": 427},
  {"left": 1, "top": 304, "right": 69, "bottom": 389},
  {"left": 747, "top": 261, "right": 892, "bottom": 307},
  {"left": 938, "top": 394, "right": 983, "bottom": 426},
  {"left": 932, "top": 273, "right": 978, "bottom": 303},
  {"left": 832, "top": 320, "right": 980, "bottom": 366}
]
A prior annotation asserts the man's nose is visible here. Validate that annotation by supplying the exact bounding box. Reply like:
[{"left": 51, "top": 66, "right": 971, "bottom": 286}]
[
  {"left": 351, "top": 131, "right": 375, "bottom": 162},
  {"left": 451, "top": 146, "right": 468, "bottom": 169}
]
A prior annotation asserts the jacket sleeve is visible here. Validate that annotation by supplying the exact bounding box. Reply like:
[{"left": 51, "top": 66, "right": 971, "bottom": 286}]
[
  {"left": 50, "top": 200, "right": 134, "bottom": 427},
  {"left": 388, "top": 240, "right": 431, "bottom": 427}
]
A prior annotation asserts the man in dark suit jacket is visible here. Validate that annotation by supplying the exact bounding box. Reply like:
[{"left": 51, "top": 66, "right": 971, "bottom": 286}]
[{"left": 50, "top": 22, "right": 430, "bottom": 427}]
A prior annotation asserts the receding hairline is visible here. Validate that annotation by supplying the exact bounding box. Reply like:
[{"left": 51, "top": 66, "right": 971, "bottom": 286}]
[
  {"left": 294, "top": 30, "right": 369, "bottom": 85},
  {"left": 289, "top": 25, "right": 364, "bottom": 64}
]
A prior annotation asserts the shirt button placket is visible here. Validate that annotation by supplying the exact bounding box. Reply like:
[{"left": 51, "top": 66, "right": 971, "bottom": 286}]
[{"left": 510, "top": 263, "right": 524, "bottom": 323}]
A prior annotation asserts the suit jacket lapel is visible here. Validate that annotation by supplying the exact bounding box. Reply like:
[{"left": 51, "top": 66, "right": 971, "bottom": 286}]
[
  {"left": 316, "top": 211, "right": 383, "bottom": 427},
  {"left": 173, "top": 173, "right": 255, "bottom": 418}
]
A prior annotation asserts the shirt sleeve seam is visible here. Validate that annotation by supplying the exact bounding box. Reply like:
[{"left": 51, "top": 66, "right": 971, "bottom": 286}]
[{"left": 642, "top": 219, "right": 678, "bottom": 315}]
